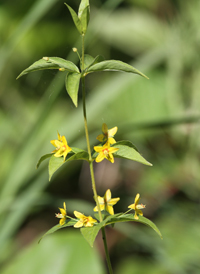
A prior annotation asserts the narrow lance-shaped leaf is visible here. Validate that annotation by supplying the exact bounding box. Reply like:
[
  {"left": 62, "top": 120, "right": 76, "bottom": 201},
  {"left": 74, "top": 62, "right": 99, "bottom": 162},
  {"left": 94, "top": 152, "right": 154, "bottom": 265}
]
[
  {"left": 78, "top": 0, "right": 90, "bottom": 18},
  {"left": 112, "top": 140, "right": 152, "bottom": 166},
  {"left": 79, "top": 5, "right": 90, "bottom": 34},
  {"left": 49, "top": 150, "right": 89, "bottom": 180},
  {"left": 65, "top": 72, "right": 81, "bottom": 107},
  {"left": 36, "top": 153, "right": 52, "bottom": 169},
  {"left": 87, "top": 60, "right": 149, "bottom": 79},
  {"left": 105, "top": 214, "right": 162, "bottom": 239},
  {"left": 17, "top": 57, "right": 79, "bottom": 79},
  {"left": 38, "top": 219, "right": 76, "bottom": 243},
  {"left": 65, "top": 4, "right": 82, "bottom": 34}
]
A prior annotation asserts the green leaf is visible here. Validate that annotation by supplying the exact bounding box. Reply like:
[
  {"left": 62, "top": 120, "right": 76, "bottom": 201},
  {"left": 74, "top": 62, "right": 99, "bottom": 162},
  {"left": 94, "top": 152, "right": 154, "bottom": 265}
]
[
  {"left": 105, "top": 214, "right": 162, "bottom": 239},
  {"left": 81, "top": 54, "right": 94, "bottom": 69},
  {"left": 81, "top": 54, "right": 104, "bottom": 71},
  {"left": 49, "top": 155, "right": 65, "bottom": 181},
  {"left": 65, "top": 4, "right": 82, "bottom": 34},
  {"left": 87, "top": 60, "right": 149, "bottom": 79},
  {"left": 112, "top": 140, "right": 152, "bottom": 166},
  {"left": 80, "top": 5, "right": 90, "bottom": 34},
  {"left": 65, "top": 72, "right": 81, "bottom": 107},
  {"left": 71, "top": 147, "right": 86, "bottom": 153},
  {"left": 38, "top": 219, "right": 76, "bottom": 243},
  {"left": 49, "top": 151, "right": 89, "bottom": 180},
  {"left": 17, "top": 57, "right": 79, "bottom": 79},
  {"left": 67, "top": 151, "right": 89, "bottom": 162},
  {"left": 80, "top": 221, "right": 106, "bottom": 247},
  {"left": 78, "top": 0, "right": 90, "bottom": 18},
  {"left": 36, "top": 153, "right": 52, "bottom": 169}
]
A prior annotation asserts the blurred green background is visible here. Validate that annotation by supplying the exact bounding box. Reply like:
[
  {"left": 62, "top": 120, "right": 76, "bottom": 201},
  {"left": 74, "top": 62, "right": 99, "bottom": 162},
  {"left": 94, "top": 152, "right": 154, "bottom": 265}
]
[{"left": 0, "top": 0, "right": 200, "bottom": 273}]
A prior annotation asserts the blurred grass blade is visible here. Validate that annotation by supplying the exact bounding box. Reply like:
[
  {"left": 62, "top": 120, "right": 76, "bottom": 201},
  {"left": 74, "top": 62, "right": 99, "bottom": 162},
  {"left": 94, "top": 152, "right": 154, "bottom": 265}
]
[{"left": 0, "top": 0, "right": 58, "bottom": 75}]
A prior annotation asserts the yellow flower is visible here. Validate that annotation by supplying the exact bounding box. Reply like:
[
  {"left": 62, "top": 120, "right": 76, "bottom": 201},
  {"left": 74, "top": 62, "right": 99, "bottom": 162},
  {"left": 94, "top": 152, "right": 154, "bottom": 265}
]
[
  {"left": 128, "top": 193, "right": 146, "bottom": 220},
  {"left": 93, "top": 189, "right": 120, "bottom": 215},
  {"left": 55, "top": 202, "right": 67, "bottom": 225},
  {"left": 74, "top": 211, "right": 97, "bottom": 228},
  {"left": 50, "top": 131, "right": 72, "bottom": 161},
  {"left": 96, "top": 123, "right": 118, "bottom": 145},
  {"left": 94, "top": 142, "right": 119, "bottom": 163}
]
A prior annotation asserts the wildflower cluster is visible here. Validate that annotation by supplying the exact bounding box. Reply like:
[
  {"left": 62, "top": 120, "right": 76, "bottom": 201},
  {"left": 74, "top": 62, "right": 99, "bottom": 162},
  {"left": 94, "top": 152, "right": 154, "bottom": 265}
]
[
  {"left": 94, "top": 123, "right": 119, "bottom": 163},
  {"left": 55, "top": 190, "right": 146, "bottom": 228}
]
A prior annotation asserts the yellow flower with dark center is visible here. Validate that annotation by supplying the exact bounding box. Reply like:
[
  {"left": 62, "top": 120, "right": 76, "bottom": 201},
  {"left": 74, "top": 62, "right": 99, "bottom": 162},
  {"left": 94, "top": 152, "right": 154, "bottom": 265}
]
[
  {"left": 50, "top": 131, "right": 72, "bottom": 161},
  {"left": 128, "top": 193, "right": 146, "bottom": 220},
  {"left": 96, "top": 123, "right": 118, "bottom": 145},
  {"left": 93, "top": 189, "right": 120, "bottom": 215},
  {"left": 94, "top": 142, "right": 119, "bottom": 163},
  {"left": 74, "top": 211, "right": 97, "bottom": 228},
  {"left": 55, "top": 202, "right": 67, "bottom": 225}
]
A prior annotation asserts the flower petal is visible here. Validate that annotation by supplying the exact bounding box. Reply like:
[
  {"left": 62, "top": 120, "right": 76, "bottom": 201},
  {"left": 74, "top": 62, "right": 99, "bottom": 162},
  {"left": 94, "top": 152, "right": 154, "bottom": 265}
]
[
  {"left": 108, "top": 126, "right": 118, "bottom": 137},
  {"left": 105, "top": 189, "right": 111, "bottom": 202},
  {"left": 95, "top": 152, "right": 105, "bottom": 163},
  {"left": 74, "top": 211, "right": 85, "bottom": 219},
  {"left": 74, "top": 220, "right": 83, "bottom": 228},
  {"left": 108, "top": 197, "right": 120, "bottom": 206},
  {"left": 106, "top": 205, "right": 114, "bottom": 215}
]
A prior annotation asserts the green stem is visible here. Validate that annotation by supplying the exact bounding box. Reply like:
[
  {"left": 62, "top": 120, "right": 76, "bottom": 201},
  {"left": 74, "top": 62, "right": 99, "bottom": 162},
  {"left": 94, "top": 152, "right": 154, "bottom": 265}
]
[
  {"left": 81, "top": 34, "right": 113, "bottom": 274},
  {"left": 102, "top": 227, "right": 114, "bottom": 274}
]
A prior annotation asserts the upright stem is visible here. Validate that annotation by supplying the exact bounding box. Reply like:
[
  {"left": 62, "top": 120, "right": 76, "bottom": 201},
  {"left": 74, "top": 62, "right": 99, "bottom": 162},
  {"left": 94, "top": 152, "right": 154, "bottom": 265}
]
[{"left": 81, "top": 34, "right": 113, "bottom": 274}]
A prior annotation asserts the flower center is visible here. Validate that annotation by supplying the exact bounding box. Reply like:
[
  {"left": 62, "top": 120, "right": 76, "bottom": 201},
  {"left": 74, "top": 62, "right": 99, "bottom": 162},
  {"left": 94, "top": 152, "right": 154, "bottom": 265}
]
[{"left": 103, "top": 148, "right": 109, "bottom": 156}]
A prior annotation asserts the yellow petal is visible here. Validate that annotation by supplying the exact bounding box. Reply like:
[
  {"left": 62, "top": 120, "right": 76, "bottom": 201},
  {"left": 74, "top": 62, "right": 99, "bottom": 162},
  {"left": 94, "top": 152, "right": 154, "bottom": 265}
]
[
  {"left": 106, "top": 205, "right": 114, "bottom": 215},
  {"left": 97, "top": 196, "right": 105, "bottom": 205},
  {"left": 137, "top": 209, "right": 143, "bottom": 216},
  {"left": 134, "top": 212, "right": 139, "bottom": 219},
  {"left": 74, "top": 220, "right": 83, "bottom": 228},
  {"left": 99, "top": 204, "right": 105, "bottom": 211},
  {"left": 50, "top": 140, "right": 57, "bottom": 147},
  {"left": 59, "top": 217, "right": 66, "bottom": 225},
  {"left": 63, "top": 202, "right": 66, "bottom": 211},
  {"left": 134, "top": 193, "right": 140, "bottom": 205},
  {"left": 95, "top": 152, "right": 105, "bottom": 163},
  {"left": 106, "top": 153, "right": 114, "bottom": 163},
  {"left": 108, "top": 126, "right": 118, "bottom": 137},
  {"left": 108, "top": 197, "right": 120, "bottom": 206},
  {"left": 108, "top": 137, "right": 116, "bottom": 144},
  {"left": 128, "top": 204, "right": 135, "bottom": 210},
  {"left": 57, "top": 131, "right": 62, "bottom": 141},
  {"left": 59, "top": 207, "right": 66, "bottom": 216},
  {"left": 74, "top": 211, "right": 85, "bottom": 219},
  {"left": 105, "top": 189, "right": 111, "bottom": 202},
  {"left": 94, "top": 146, "right": 104, "bottom": 152},
  {"left": 108, "top": 147, "right": 119, "bottom": 153}
]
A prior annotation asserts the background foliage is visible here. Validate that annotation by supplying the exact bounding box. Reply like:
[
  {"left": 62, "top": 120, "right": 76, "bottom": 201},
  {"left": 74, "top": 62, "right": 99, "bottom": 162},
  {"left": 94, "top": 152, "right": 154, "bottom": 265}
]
[{"left": 0, "top": 0, "right": 200, "bottom": 273}]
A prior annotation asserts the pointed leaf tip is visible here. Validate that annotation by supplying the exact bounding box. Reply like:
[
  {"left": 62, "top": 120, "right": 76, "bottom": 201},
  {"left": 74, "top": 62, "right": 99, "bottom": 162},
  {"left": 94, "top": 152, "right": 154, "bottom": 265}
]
[{"left": 87, "top": 60, "right": 149, "bottom": 79}]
